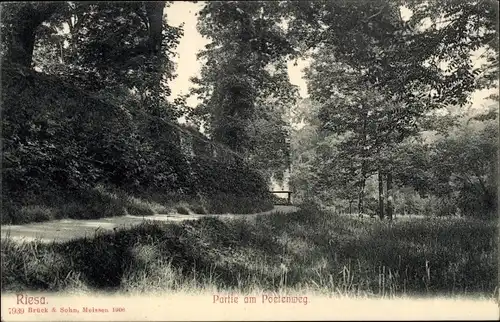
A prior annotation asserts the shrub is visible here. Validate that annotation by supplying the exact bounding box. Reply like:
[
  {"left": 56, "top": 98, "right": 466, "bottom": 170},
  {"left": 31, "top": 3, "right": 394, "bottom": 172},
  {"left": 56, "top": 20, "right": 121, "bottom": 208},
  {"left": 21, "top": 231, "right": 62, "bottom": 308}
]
[
  {"left": 125, "top": 203, "right": 156, "bottom": 217},
  {"left": 17, "top": 205, "right": 56, "bottom": 223},
  {"left": 175, "top": 206, "right": 191, "bottom": 215}
]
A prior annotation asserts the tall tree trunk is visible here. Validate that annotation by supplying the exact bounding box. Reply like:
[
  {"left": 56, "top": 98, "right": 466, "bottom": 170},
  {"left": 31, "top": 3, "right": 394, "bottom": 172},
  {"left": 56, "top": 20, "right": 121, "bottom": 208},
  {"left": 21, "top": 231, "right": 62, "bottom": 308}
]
[
  {"left": 378, "top": 170, "right": 385, "bottom": 220},
  {"left": 145, "top": 1, "right": 166, "bottom": 55},
  {"left": 145, "top": 1, "right": 166, "bottom": 109},
  {"left": 4, "top": 3, "right": 62, "bottom": 67},
  {"left": 358, "top": 177, "right": 366, "bottom": 216},
  {"left": 386, "top": 171, "right": 393, "bottom": 220},
  {"left": 358, "top": 111, "right": 368, "bottom": 217}
]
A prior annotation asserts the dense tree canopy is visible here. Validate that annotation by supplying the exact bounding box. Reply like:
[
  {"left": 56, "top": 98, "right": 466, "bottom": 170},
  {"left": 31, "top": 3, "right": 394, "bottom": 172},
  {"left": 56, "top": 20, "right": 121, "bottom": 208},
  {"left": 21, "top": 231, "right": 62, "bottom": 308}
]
[{"left": 0, "top": 1, "right": 497, "bottom": 222}]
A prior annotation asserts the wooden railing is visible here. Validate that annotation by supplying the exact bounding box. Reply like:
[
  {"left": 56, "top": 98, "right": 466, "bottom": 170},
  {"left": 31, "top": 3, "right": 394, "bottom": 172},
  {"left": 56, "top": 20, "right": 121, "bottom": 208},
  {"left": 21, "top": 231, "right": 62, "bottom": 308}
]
[{"left": 271, "top": 190, "right": 293, "bottom": 205}]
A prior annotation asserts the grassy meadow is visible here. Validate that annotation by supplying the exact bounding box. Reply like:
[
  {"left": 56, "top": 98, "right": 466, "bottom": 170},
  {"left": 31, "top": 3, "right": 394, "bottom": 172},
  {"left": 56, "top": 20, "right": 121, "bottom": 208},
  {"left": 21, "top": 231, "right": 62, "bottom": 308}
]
[{"left": 1, "top": 205, "right": 497, "bottom": 298}]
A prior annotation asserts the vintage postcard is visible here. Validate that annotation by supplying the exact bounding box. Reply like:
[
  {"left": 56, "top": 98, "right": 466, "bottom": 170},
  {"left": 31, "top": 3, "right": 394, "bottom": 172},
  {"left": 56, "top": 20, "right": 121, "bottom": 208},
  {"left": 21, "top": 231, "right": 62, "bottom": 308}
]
[{"left": 1, "top": 0, "right": 499, "bottom": 321}]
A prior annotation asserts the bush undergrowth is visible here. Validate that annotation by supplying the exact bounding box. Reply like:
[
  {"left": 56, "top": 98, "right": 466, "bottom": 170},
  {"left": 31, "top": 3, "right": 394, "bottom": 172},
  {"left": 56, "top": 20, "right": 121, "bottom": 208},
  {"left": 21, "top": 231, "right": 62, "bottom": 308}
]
[
  {"left": 1, "top": 185, "right": 273, "bottom": 225},
  {"left": 1, "top": 66, "right": 273, "bottom": 225}
]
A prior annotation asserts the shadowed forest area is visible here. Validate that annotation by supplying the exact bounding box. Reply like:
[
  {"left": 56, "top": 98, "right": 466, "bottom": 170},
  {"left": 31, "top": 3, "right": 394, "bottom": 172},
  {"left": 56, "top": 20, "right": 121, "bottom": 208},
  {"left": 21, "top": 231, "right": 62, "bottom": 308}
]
[
  {"left": 1, "top": 0, "right": 499, "bottom": 299},
  {"left": 1, "top": 2, "right": 275, "bottom": 224}
]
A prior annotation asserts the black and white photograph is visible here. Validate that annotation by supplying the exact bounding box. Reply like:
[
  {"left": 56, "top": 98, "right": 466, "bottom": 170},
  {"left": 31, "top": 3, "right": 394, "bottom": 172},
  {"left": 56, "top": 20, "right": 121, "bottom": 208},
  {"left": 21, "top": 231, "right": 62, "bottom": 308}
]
[{"left": 0, "top": 1, "right": 499, "bottom": 320}]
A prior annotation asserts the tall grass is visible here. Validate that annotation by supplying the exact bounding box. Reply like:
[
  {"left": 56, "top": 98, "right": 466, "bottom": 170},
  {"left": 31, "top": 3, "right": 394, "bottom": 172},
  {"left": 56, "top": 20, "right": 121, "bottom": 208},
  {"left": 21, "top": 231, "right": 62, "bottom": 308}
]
[{"left": 1, "top": 206, "right": 496, "bottom": 298}]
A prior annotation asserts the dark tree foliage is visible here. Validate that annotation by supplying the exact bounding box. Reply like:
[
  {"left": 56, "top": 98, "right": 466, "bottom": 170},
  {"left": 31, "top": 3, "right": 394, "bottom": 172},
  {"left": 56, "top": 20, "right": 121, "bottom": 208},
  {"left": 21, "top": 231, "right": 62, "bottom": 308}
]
[
  {"left": 285, "top": 0, "right": 498, "bottom": 218},
  {"left": 190, "top": 1, "right": 298, "bottom": 168},
  {"left": 1, "top": 1, "right": 273, "bottom": 219},
  {"left": 284, "top": 0, "right": 498, "bottom": 105},
  {"left": 0, "top": 2, "right": 65, "bottom": 67}
]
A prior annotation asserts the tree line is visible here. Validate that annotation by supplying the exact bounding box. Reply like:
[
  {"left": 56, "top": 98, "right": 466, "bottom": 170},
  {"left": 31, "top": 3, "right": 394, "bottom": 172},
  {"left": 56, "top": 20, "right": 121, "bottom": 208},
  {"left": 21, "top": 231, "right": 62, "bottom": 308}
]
[{"left": 1, "top": 1, "right": 498, "bottom": 221}]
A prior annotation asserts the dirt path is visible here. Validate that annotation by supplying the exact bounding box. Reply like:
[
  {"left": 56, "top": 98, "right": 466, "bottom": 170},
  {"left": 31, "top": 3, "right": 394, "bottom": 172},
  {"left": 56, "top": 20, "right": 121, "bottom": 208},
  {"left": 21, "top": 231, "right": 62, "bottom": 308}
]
[{"left": 1, "top": 205, "right": 299, "bottom": 243}]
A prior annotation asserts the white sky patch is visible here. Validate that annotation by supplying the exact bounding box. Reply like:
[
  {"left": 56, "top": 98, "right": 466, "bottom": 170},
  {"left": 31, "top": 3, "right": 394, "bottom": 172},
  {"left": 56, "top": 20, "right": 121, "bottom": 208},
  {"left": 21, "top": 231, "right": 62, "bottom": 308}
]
[
  {"left": 62, "top": 23, "right": 70, "bottom": 34},
  {"left": 287, "top": 58, "right": 311, "bottom": 98},
  {"left": 399, "top": 6, "right": 413, "bottom": 22},
  {"left": 165, "top": 2, "right": 208, "bottom": 106}
]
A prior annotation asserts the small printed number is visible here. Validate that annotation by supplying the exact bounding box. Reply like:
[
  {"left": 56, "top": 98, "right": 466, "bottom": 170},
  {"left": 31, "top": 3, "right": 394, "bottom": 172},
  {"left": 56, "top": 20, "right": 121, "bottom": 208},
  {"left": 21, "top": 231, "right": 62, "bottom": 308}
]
[{"left": 8, "top": 308, "right": 24, "bottom": 314}]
